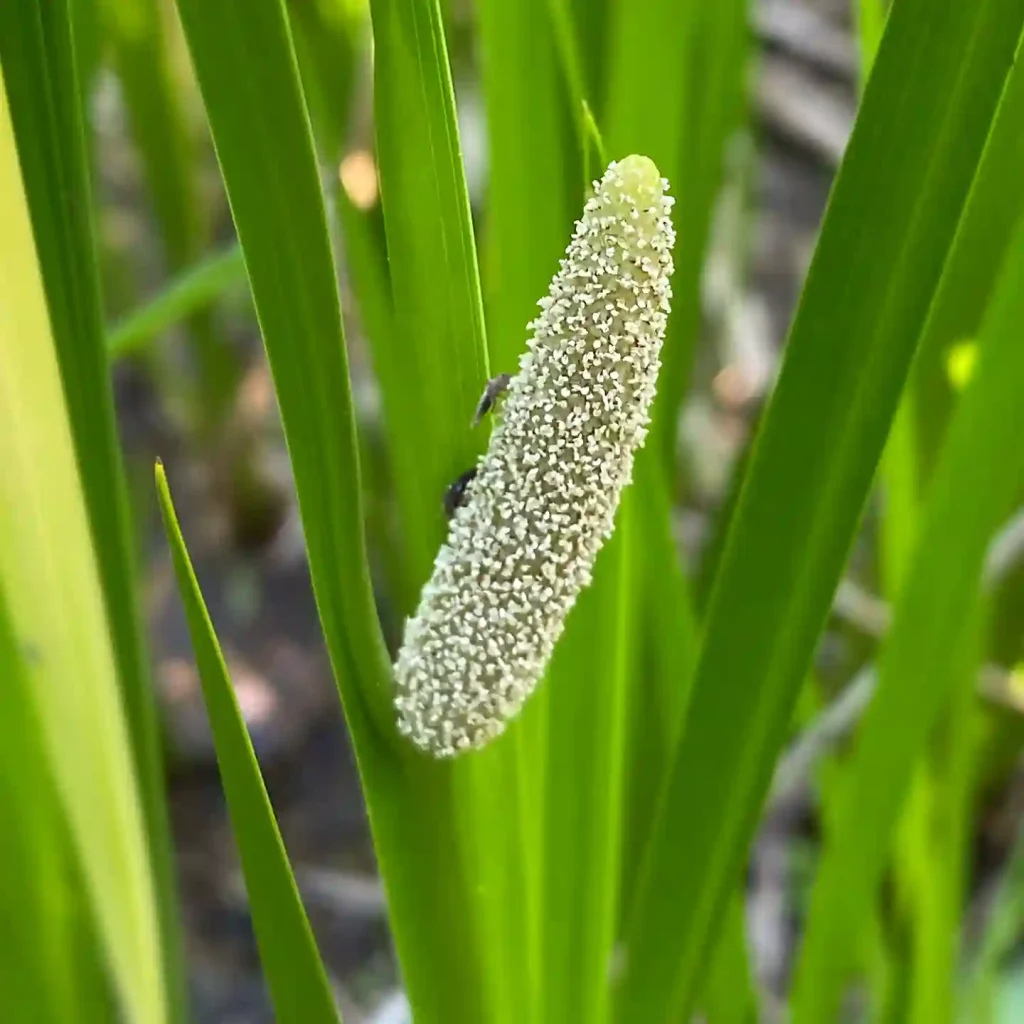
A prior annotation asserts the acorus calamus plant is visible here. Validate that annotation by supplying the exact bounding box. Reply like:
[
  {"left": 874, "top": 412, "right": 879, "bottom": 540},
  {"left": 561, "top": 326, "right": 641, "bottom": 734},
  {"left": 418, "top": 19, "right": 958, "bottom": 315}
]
[
  {"left": 394, "top": 156, "right": 675, "bottom": 756},
  {"left": 8, "top": 0, "right": 1024, "bottom": 1020}
]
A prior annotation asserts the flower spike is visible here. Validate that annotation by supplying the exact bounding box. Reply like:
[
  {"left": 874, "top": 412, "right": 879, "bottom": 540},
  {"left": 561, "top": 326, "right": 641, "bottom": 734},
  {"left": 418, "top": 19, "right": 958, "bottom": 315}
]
[{"left": 395, "top": 155, "right": 675, "bottom": 756}]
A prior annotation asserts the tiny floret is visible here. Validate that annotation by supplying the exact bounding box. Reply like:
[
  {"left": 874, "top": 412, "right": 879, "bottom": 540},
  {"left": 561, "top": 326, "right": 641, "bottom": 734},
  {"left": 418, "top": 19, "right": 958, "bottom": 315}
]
[{"left": 394, "top": 156, "right": 675, "bottom": 757}]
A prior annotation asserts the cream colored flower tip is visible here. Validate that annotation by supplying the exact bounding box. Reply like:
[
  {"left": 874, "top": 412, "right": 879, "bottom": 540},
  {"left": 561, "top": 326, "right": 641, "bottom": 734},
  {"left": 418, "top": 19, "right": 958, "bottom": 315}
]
[{"left": 394, "top": 155, "right": 675, "bottom": 757}]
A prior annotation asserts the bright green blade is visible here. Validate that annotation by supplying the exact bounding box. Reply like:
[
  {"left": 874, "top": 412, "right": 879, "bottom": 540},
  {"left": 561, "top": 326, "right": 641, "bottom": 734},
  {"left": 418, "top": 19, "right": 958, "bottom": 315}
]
[
  {"left": 539, "top": 511, "right": 633, "bottom": 1024},
  {"left": 477, "top": 0, "right": 574, "bottom": 372},
  {"left": 618, "top": 445, "right": 699, "bottom": 919},
  {"left": 699, "top": 893, "right": 757, "bottom": 1024},
  {"left": 107, "top": 243, "right": 247, "bottom": 359},
  {"left": 856, "top": 0, "right": 887, "bottom": 79},
  {"left": 474, "top": 3, "right": 575, "bottom": 1019},
  {"left": 0, "top": 76, "right": 165, "bottom": 1024},
  {"left": 605, "top": 0, "right": 747, "bottom": 465},
  {"left": 0, "top": 1, "right": 184, "bottom": 1015},
  {"left": 156, "top": 464, "right": 341, "bottom": 1023},
  {"left": 600, "top": 0, "right": 744, "bottom": 983},
  {"left": 365, "top": 4, "right": 555, "bottom": 1022},
  {"left": 367, "top": 0, "right": 490, "bottom": 587},
  {"left": 615, "top": 3, "right": 1024, "bottom": 1020},
  {"left": 0, "top": 581, "right": 94, "bottom": 1024},
  {"left": 169, "top": 2, "right": 493, "bottom": 1019},
  {"left": 791, "top": 213, "right": 1024, "bottom": 1024}
]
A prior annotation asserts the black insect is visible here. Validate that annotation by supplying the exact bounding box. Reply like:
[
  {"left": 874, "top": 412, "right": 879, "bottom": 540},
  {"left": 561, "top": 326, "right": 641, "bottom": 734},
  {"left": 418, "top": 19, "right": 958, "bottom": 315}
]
[
  {"left": 471, "top": 373, "right": 512, "bottom": 427},
  {"left": 444, "top": 467, "right": 478, "bottom": 519}
]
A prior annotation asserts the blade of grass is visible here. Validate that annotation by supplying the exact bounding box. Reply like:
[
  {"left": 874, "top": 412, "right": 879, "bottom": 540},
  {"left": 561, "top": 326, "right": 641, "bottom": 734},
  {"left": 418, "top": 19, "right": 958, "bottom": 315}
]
[
  {"left": 540, "top": 505, "right": 633, "bottom": 1024},
  {"left": 618, "top": 443, "right": 699, "bottom": 921},
  {"left": 169, "top": 2, "right": 494, "bottom": 1019},
  {"left": 368, "top": 4, "right": 567, "bottom": 1021},
  {"left": 477, "top": 0, "right": 574, "bottom": 373},
  {"left": 0, "top": 3, "right": 184, "bottom": 1015},
  {"left": 156, "top": 463, "right": 341, "bottom": 1023},
  {"left": 791, "top": 208, "right": 1024, "bottom": 1022},
  {"left": 0, "top": 75, "right": 165, "bottom": 1023},
  {"left": 615, "top": 3, "right": 1024, "bottom": 1020},
  {"left": 364, "top": 5, "right": 559, "bottom": 1023},
  {"left": 699, "top": 893, "right": 757, "bottom": 1024},
  {"left": 474, "top": 3, "right": 577, "bottom": 1019},
  {"left": 368, "top": 0, "right": 490, "bottom": 587},
  {"left": 856, "top": 0, "right": 887, "bottom": 81},
  {"left": 600, "top": 1, "right": 749, "bottom": 1009},
  {"left": 107, "top": 242, "right": 247, "bottom": 359},
  {"left": 601, "top": 0, "right": 748, "bottom": 967}
]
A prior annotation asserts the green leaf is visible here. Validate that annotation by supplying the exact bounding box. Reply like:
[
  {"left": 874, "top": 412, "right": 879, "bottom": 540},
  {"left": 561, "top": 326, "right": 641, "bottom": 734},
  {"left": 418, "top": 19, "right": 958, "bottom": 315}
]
[
  {"left": 0, "top": 74, "right": 166, "bottom": 1023},
  {"left": 477, "top": 0, "right": 575, "bottom": 373},
  {"left": 107, "top": 243, "right": 247, "bottom": 359},
  {"left": 474, "top": 5, "right": 582, "bottom": 1020},
  {"left": 0, "top": 2, "right": 184, "bottom": 1015},
  {"left": 155, "top": 464, "right": 341, "bottom": 1023},
  {"left": 540, "top": 511, "right": 633, "bottom": 1024},
  {"left": 618, "top": 445, "right": 699, "bottom": 918},
  {"left": 0, "top": 581, "right": 92, "bottom": 1024},
  {"left": 791, "top": 210, "right": 1024, "bottom": 1024},
  {"left": 699, "top": 893, "right": 757, "bottom": 1024},
  {"left": 605, "top": 0, "right": 748, "bottom": 466},
  {"left": 367, "top": 0, "right": 490, "bottom": 587},
  {"left": 856, "top": 0, "right": 887, "bottom": 81},
  {"left": 615, "top": 3, "right": 1024, "bottom": 1020}
]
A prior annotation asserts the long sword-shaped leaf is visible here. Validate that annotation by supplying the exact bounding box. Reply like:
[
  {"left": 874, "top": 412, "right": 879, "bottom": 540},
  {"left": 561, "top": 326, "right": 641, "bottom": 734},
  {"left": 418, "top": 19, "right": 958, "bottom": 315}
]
[
  {"left": 791, "top": 211, "right": 1024, "bottom": 1024},
  {"left": 156, "top": 464, "right": 340, "bottom": 1023},
  {"left": 368, "top": 0, "right": 490, "bottom": 588},
  {"left": 616, "top": 4, "right": 1024, "bottom": 1020},
  {"left": 475, "top": 3, "right": 575, "bottom": 1019},
  {"left": 0, "top": 77, "right": 164, "bottom": 1024},
  {"left": 0, "top": 2, "right": 183, "bottom": 1014},
  {"left": 606, "top": 0, "right": 747, "bottom": 467},
  {"left": 0, "top": 582, "right": 94, "bottom": 1024}
]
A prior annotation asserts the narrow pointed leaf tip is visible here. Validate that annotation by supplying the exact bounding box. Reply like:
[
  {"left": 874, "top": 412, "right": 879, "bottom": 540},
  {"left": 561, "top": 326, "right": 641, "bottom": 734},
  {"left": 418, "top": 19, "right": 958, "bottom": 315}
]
[{"left": 395, "top": 156, "right": 675, "bottom": 757}]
